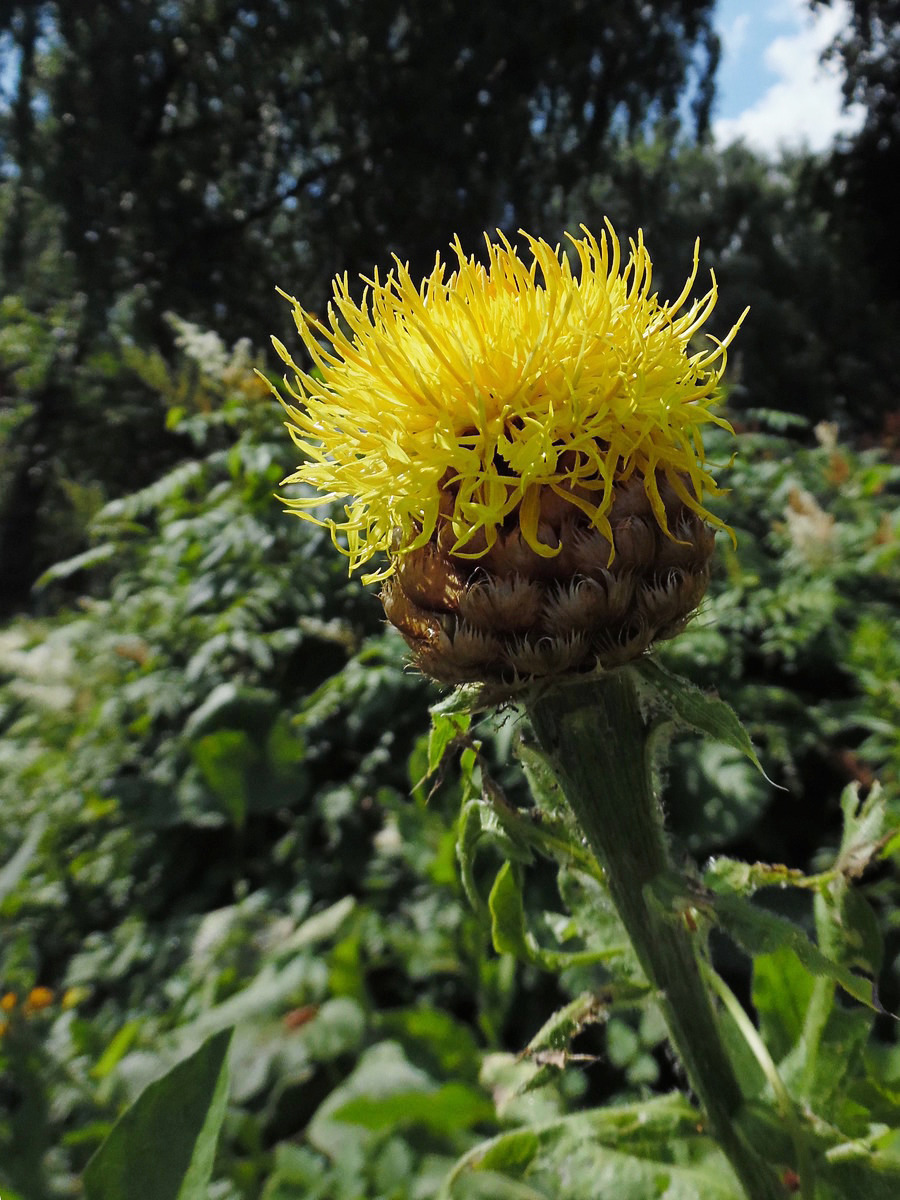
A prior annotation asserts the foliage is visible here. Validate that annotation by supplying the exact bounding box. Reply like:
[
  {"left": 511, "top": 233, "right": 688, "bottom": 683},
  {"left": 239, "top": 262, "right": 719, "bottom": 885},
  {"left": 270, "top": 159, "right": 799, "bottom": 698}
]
[
  {"left": 1, "top": 317, "right": 899, "bottom": 1196},
  {"left": 0, "top": 0, "right": 719, "bottom": 342},
  {"left": 813, "top": 0, "right": 900, "bottom": 307}
]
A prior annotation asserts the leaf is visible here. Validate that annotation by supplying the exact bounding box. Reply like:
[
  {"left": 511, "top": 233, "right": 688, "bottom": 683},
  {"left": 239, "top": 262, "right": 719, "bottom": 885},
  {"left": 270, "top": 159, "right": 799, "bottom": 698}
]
[
  {"left": 184, "top": 682, "right": 277, "bottom": 740},
  {"left": 806, "top": 1004, "right": 872, "bottom": 1124},
  {"left": 379, "top": 1006, "right": 483, "bottom": 1080},
  {"left": 441, "top": 1095, "right": 736, "bottom": 1200},
  {"left": 488, "top": 862, "right": 619, "bottom": 972},
  {"left": 837, "top": 782, "right": 893, "bottom": 878},
  {"left": 457, "top": 800, "right": 490, "bottom": 911},
  {"left": 815, "top": 1155, "right": 900, "bottom": 1200},
  {"left": 513, "top": 992, "right": 604, "bottom": 1093},
  {"left": 634, "top": 658, "right": 776, "bottom": 784},
  {"left": 278, "top": 895, "right": 357, "bottom": 955},
  {"left": 711, "top": 891, "right": 882, "bottom": 1013},
  {"left": 91, "top": 1021, "right": 144, "bottom": 1081},
  {"left": 33, "top": 542, "right": 117, "bottom": 588},
  {"left": 514, "top": 735, "right": 566, "bottom": 814},
  {"left": 190, "top": 730, "right": 257, "bottom": 828},
  {"left": 430, "top": 686, "right": 484, "bottom": 717},
  {"left": 306, "top": 1041, "right": 436, "bottom": 1159},
  {"left": 427, "top": 709, "right": 471, "bottom": 776},
  {"left": 332, "top": 1081, "right": 494, "bottom": 1133},
  {"left": 83, "top": 1027, "right": 232, "bottom": 1200},
  {"left": 751, "top": 947, "right": 816, "bottom": 1062},
  {"left": 0, "top": 813, "right": 47, "bottom": 904}
]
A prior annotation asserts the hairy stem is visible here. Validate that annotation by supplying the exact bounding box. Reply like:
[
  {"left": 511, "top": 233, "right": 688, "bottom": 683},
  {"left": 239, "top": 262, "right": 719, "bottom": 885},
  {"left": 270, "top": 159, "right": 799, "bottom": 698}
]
[{"left": 527, "top": 669, "right": 786, "bottom": 1200}]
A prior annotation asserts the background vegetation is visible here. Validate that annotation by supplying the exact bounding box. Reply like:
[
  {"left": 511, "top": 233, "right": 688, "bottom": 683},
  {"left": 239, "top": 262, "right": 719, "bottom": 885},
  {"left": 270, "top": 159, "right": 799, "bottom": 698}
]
[{"left": 1, "top": 1, "right": 898, "bottom": 1197}]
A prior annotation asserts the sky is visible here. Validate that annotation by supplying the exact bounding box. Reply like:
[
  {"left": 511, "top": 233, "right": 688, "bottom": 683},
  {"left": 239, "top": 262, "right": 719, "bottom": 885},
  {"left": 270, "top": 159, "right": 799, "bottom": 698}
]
[{"left": 712, "top": 0, "right": 865, "bottom": 154}]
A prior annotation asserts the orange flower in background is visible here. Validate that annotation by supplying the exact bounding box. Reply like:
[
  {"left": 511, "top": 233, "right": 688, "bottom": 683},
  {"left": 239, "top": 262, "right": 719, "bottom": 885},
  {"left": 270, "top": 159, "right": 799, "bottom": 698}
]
[{"left": 23, "top": 986, "right": 54, "bottom": 1015}]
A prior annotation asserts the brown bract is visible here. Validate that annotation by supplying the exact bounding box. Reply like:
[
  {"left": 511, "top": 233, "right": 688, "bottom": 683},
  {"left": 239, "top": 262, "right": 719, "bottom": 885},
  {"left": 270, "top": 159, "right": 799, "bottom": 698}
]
[{"left": 380, "top": 471, "right": 715, "bottom": 685}]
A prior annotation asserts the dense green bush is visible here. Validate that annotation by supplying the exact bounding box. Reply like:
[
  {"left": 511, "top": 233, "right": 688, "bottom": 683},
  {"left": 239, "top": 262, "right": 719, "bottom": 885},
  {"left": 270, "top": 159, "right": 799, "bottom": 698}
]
[{"left": 1, "top": 321, "right": 898, "bottom": 1198}]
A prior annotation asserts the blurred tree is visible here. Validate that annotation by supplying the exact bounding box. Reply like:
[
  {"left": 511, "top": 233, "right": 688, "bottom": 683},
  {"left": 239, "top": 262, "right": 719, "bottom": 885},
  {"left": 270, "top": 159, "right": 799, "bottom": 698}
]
[
  {"left": 813, "top": 0, "right": 900, "bottom": 301},
  {"left": 0, "top": 0, "right": 721, "bottom": 610},
  {"left": 3, "top": 0, "right": 720, "bottom": 340},
  {"left": 563, "top": 137, "right": 900, "bottom": 430}
]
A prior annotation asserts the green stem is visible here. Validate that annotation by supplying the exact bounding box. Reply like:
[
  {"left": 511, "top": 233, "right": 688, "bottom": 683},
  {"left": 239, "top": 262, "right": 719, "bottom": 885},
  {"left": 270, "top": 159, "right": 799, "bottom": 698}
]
[{"left": 527, "top": 668, "right": 786, "bottom": 1200}]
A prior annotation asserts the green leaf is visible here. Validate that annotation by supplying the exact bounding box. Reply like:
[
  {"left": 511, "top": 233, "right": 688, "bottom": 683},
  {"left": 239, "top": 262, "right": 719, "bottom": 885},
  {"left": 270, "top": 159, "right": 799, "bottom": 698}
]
[
  {"left": 83, "top": 1027, "right": 233, "bottom": 1200},
  {"left": 704, "top": 857, "right": 813, "bottom": 897},
  {"left": 427, "top": 709, "right": 471, "bottom": 776},
  {"left": 190, "top": 729, "right": 256, "bottom": 827},
  {"left": 832, "top": 888, "right": 884, "bottom": 976},
  {"left": 430, "top": 686, "right": 484, "bottom": 717},
  {"left": 815, "top": 1156, "right": 900, "bottom": 1200},
  {"left": 488, "top": 862, "right": 618, "bottom": 972},
  {"left": 837, "top": 782, "right": 892, "bottom": 877},
  {"left": 457, "top": 799, "right": 489, "bottom": 911},
  {"left": 711, "top": 891, "right": 880, "bottom": 1012},
  {"left": 0, "top": 813, "right": 47, "bottom": 904},
  {"left": 442, "top": 1095, "right": 735, "bottom": 1200},
  {"left": 91, "top": 1020, "right": 144, "bottom": 1081},
  {"left": 306, "top": 1041, "right": 436, "bottom": 1159},
  {"left": 185, "top": 682, "right": 277, "bottom": 740},
  {"left": 379, "top": 1006, "right": 483, "bottom": 1080},
  {"left": 33, "top": 542, "right": 117, "bottom": 588},
  {"left": 634, "top": 658, "right": 775, "bottom": 783},
  {"left": 515, "top": 735, "right": 566, "bottom": 814},
  {"left": 332, "top": 1081, "right": 494, "bottom": 1133},
  {"left": 513, "top": 992, "right": 604, "bottom": 1093},
  {"left": 752, "top": 947, "right": 816, "bottom": 1062},
  {"left": 806, "top": 1003, "right": 872, "bottom": 1124},
  {"left": 489, "top": 861, "right": 536, "bottom": 963}
]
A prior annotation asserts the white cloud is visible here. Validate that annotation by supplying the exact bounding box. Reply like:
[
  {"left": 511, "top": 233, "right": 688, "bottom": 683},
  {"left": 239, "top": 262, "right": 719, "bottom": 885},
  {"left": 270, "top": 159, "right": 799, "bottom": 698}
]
[{"left": 714, "top": 0, "right": 865, "bottom": 155}]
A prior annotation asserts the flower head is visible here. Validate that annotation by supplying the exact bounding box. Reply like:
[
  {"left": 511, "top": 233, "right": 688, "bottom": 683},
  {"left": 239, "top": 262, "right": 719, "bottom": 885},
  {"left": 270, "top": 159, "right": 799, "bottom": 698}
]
[{"left": 272, "top": 222, "right": 744, "bottom": 683}]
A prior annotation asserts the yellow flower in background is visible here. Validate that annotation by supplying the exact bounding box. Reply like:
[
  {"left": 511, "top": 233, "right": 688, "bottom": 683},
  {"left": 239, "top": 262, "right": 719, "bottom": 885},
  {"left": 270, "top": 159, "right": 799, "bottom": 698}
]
[{"left": 272, "top": 222, "right": 744, "bottom": 584}]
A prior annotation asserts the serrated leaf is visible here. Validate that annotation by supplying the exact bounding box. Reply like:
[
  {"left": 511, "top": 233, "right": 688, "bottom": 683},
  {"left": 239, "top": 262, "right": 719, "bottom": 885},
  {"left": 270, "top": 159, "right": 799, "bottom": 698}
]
[
  {"left": 514, "top": 992, "right": 604, "bottom": 1093},
  {"left": 488, "top": 862, "right": 618, "bottom": 972},
  {"left": 442, "top": 1095, "right": 733, "bottom": 1200},
  {"left": 711, "top": 892, "right": 881, "bottom": 1013},
  {"left": 83, "top": 1028, "right": 232, "bottom": 1200},
  {"left": 634, "top": 658, "right": 775, "bottom": 783},
  {"left": 427, "top": 710, "right": 471, "bottom": 776},
  {"left": 837, "top": 782, "right": 892, "bottom": 877},
  {"left": 515, "top": 736, "right": 566, "bottom": 814}
]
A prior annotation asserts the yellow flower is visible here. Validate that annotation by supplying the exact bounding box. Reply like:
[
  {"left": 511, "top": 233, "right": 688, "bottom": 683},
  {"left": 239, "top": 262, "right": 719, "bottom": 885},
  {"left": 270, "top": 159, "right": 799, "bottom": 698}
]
[
  {"left": 272, "top": 222, "right": 744, "bottom": 585},
  {"left": 0, "top": 991, "right": 16, "bottom": 1013}
]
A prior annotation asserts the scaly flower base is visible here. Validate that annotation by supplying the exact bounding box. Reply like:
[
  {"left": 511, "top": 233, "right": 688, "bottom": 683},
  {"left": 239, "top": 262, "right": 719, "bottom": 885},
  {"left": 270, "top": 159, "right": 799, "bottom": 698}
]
[
  {"left": 526, "top": 669, "right": 786, "bottom": 1200},
  {"left": 381, "top": 470, "right": 713, "bottom": 684}
]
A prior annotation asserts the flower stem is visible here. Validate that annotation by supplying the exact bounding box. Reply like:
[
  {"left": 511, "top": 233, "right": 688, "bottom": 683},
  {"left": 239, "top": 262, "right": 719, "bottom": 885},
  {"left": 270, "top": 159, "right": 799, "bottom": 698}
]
[{"left": 526, "top": 668, "right": 786, "bottom": 1200}]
